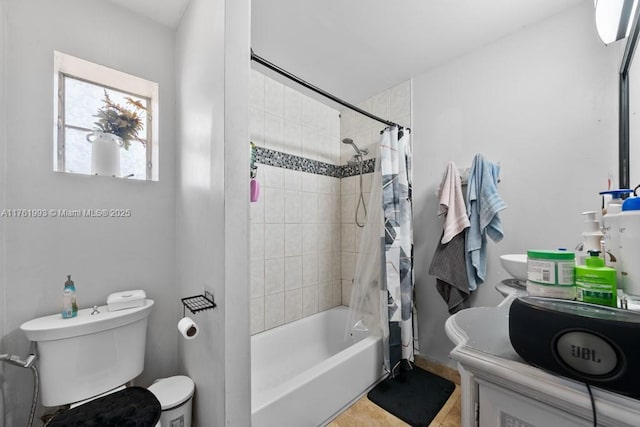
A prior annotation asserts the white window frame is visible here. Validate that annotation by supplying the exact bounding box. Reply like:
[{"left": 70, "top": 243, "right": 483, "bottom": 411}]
[{"left": 53, "top": 51, "right": 160, "bottom": 181}]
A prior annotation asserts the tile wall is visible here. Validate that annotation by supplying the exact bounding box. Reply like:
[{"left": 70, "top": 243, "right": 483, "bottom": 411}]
[
  {"left": 249, "top": 68, "right": 412, "bottom": 334},
  {"left": 339, "top": 81, "right": 412, "bottom": 165},
  {"left": 340, "top": 81, "right": 412, "bottom": 305},
  {"left": 250, "top": 70, "right": 342, "bottom": 334}
]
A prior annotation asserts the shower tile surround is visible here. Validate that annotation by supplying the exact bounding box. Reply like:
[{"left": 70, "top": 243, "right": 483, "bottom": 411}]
[
  {"left": 250, "top": 69, "right": 411, "bottom": 335},
  {"left": 250, "top": 69, "right": 342, "bottom": 335},
  {"left": 339, "top": 81, "right": 412, "bottom": 308},
  {"left": 254, "top": 146, "right": 375, "bottom": 178}
]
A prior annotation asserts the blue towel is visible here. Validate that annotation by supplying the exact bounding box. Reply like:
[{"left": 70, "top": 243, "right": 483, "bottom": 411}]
[{"left": 465, "top": 154, "right": 506, "bottom": 290}]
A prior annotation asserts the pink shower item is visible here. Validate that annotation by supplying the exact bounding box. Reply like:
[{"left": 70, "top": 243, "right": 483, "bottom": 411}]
[{"left": 250, "top": 179, "right": 260, "bottom": 202}]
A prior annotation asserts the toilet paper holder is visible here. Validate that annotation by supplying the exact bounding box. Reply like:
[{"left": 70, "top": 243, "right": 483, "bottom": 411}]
[{"left": 181, "top": 291, "right": 216, "bottom": 316}]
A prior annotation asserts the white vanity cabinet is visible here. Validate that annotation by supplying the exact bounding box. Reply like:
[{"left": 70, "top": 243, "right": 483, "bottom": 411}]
[
  {"left": 478, "top": 380, "right": 590, "bottom": 427},
  {"left": 445, "top": 294, "right": 640, "bottom": 427}
]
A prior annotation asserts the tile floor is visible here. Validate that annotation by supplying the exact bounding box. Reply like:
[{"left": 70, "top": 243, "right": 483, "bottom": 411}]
[{"left": 327, "top": 357, "right": 462, "bottom": 427}]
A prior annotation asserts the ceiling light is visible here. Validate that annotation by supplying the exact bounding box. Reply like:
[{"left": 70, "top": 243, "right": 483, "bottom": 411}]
[{"left": 595, "top": 0, "right": 639, "bottom": 44}]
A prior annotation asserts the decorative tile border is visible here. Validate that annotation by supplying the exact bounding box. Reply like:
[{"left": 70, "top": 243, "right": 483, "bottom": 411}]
[
  {"left": 342, "top": 158, "right": 375, "bottom": 177},
  {"left": 254, "top": 146, "right": 375, "bottom": 178}
]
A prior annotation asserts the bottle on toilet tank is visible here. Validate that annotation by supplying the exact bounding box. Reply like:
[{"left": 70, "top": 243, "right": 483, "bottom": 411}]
[{"left": 62, "top": 275, "right": 78, "bottom": 319}]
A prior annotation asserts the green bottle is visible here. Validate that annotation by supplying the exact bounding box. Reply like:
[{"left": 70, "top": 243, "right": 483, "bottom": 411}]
[{"left": 575, "top": 251, "right": 617, "bottom": 307}]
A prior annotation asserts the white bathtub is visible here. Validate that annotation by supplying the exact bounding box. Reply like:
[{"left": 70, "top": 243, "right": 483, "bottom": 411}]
[{"left": 251, "top": 306, "right": 384, "bottom": 426}]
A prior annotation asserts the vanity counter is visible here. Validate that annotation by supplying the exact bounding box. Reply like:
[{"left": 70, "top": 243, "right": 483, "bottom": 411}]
[{"left": 445, "top": 293, "right": 640, "bottom": 427}]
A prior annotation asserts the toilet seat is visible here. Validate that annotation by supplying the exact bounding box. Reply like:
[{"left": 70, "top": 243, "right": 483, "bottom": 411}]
[{"left": 148, "top": 375, "right": 195, "bottom": 410}]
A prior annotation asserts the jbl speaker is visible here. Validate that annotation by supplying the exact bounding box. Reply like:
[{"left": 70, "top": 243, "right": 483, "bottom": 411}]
[{"left": 509, "top": 296, "right": 640, "bottom": 397}]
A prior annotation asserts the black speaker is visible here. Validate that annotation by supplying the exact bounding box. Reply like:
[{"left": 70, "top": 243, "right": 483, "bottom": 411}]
[{"left": 509, "top": 296, "right": 640, "bottom": 398}]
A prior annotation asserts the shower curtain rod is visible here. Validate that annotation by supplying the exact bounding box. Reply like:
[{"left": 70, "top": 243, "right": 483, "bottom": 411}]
[{"left": 250, "top": 50, "right": 401, "bottom": 129}]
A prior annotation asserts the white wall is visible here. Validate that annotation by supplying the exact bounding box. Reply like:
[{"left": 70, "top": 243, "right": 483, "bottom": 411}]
[
  {"left": 176, "top": 0, "right": 250, "bottom": 424},
  {"left": 1, "top": 0, "right": 177, "bottom": 424},
  {"left": 0, "top": 0, "right": 7, "bottom": 423},
  {"left": 223, "top": 0, "right": 251, "bottom": 422},
  {"left": 412, "top": 3, "right": 620, "bottom": 365},
  {"left": 175, "top": 1, "right": 224, "bottom": 424}
]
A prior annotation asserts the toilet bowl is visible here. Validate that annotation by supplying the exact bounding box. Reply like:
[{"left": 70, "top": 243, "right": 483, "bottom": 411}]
[{"left": 148, "top": 375, "right": 195, "bottom": 427}]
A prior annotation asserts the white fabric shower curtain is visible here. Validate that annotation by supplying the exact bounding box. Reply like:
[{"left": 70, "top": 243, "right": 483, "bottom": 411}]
[{"left": 346, "top": 126, "right": 414, "bottom": 376}]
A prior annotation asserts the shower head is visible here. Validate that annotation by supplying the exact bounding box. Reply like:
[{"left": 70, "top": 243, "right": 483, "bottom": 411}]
[{"left": 342, "top": 138, "right": 369, "bottom": 156}]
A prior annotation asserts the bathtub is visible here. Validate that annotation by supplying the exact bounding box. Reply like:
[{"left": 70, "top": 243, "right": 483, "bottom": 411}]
[{"left": 251, "top": 306, "right": 384, "bottom": 426}]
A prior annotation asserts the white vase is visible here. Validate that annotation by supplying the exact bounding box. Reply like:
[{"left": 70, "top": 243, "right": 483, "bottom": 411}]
[{"left": 87, "top": 132, "right": 123, "bottom": 177}]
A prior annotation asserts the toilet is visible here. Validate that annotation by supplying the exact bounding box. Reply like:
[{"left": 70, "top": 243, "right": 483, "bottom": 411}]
[{"left": 20, "top": 298, "right": 194, "bottom": 426}]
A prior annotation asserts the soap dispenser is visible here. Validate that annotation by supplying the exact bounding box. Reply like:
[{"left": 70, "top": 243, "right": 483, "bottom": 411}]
[
  {"left": 576, "top": 211, "right": 603, "bottom": 266},
  {"left": 62, "top": 275, "right": 78, "bottom": 319},
  {"left": 575, "top": 250, "right": 617, "bottom": 307}
]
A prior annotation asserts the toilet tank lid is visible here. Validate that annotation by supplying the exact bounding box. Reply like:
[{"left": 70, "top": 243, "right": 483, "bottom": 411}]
[
  {"left": 148, "top": 376, "right": 195, "bottom": 410},
  {"left": 20, "top": 299, "right": 154, "bottom": 342}
]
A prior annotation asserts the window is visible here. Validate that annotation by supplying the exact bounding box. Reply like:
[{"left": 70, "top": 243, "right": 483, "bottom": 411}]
[{"left": 53, "top": 51, "right": 159, "bottom": 181}]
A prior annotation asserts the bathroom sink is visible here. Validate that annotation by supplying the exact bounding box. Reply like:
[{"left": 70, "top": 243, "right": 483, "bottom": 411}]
[{"left": 500, "top": 254, "right": 527, "bottom": 282}]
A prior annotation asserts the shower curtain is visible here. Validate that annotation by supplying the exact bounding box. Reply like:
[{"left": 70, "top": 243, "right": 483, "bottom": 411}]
[
  {"left": 381, "top": 127, "right": 415, "bottom": 373},
  {"left": 346, "top": 126, "right": 414, "bottom": 377}
]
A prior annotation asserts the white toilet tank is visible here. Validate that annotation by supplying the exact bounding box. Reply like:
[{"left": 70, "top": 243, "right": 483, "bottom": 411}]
[{"left": 20, "top": 300, "right": 154, "bottom": 407}]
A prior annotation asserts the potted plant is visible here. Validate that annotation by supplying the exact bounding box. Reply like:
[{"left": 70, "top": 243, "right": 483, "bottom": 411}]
[{"left": 86, "top": 90, "right": 147, "bottom": 176}]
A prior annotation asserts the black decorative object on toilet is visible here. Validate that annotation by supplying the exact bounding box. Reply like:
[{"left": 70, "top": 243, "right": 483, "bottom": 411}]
[{"left": 47, "top": 386, "right": 161, "bottom": 427}]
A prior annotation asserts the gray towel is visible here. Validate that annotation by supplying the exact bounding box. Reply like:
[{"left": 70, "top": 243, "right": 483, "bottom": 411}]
[{"left": 429, "top": 232, "right": 470, "bottom": 314}]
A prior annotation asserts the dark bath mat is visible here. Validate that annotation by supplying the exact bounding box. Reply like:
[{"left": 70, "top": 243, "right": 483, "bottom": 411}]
[{"left": 367, "top": 366, "right": 456, "bottom": 427}]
